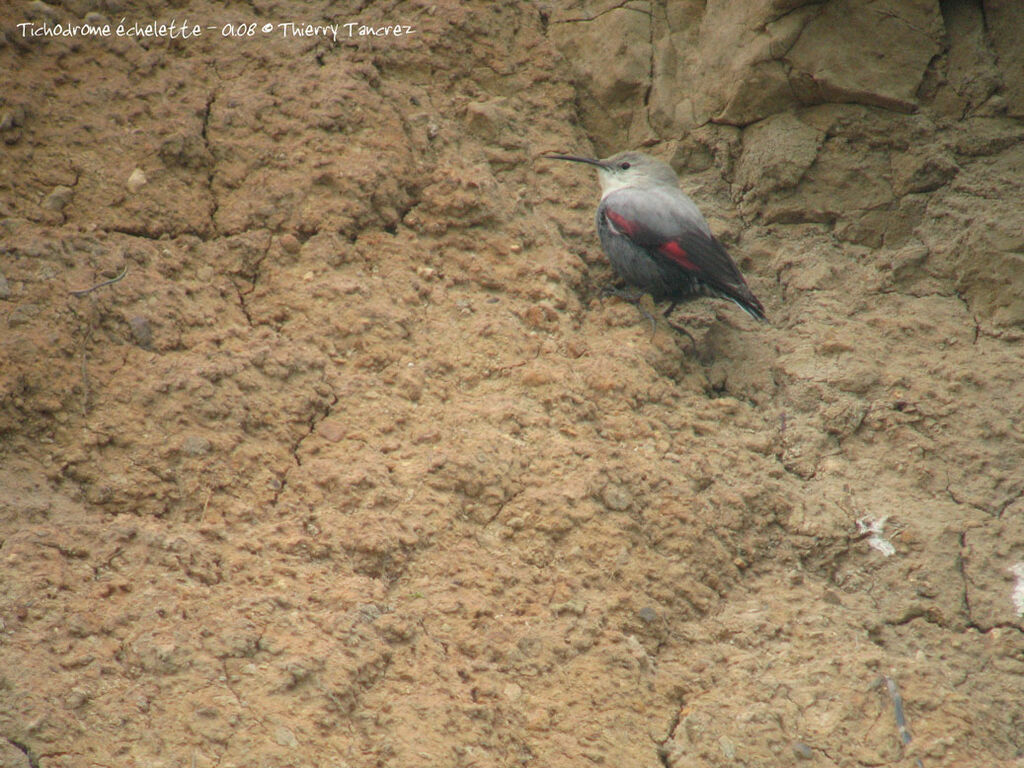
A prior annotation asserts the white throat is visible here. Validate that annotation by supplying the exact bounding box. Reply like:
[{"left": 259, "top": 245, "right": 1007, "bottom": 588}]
[{"left": 597, "top": 170, "right": 639, "bottom": 199}]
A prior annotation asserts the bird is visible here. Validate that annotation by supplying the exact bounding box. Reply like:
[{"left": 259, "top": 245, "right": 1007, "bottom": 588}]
[{"left": 546, "top": 150, "right": 766, "bottom": 324}]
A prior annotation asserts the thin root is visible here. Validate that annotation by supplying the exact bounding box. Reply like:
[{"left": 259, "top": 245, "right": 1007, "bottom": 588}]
[{"left": 70, "top": 264, "right": 128, "bottom": 297}]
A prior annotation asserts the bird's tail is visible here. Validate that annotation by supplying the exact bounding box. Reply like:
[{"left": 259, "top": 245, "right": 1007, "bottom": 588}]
[{"left": 730, "top": 293, "right": 767, "bottom": 323}]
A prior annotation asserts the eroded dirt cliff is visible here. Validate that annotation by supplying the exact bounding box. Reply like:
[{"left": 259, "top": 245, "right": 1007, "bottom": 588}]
[{"left": 1, "top": 1, "right": 1022, "bottom": 766}]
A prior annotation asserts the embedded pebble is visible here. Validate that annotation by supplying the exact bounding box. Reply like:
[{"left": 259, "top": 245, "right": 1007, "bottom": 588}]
[
  {"left": 181, "top": 435, "right": 211, "bottom": 456},
  {"left": 42, "top": 185, "right": 74, "bottom": 212},
  {"left": 128, "top": 315, "right": 153, "bottom": 348},
  {"left": 126, "top": 168, "right": 148, "bottom": 193}
]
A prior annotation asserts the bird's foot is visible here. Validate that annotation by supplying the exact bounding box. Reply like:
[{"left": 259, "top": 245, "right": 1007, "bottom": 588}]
[
  {"left": 664, "top": 319, "right": 697, "bottom": 350},
  {"left": 601, "top": 285, "right": 657, "bottom": 338},
  {"left": 662, "top": 301, "right": 697, "bottom": 350},
  {"left": 600, "top": 284, "right": 644, "bottom": 301}
]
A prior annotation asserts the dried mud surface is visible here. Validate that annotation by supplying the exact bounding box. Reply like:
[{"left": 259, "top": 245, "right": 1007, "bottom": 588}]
[{"left": 1, "top": 1, "right": 1023, "bottom": 767}]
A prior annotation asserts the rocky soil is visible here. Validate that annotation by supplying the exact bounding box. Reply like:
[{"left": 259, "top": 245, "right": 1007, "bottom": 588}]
[{"left": 1, "top": 0, "right": 1023, "bottom": 766}]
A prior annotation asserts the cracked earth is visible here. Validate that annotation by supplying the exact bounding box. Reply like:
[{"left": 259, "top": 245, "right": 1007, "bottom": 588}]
[{"left": 2, "top": 1, "right": 1024, "bottom": 767}]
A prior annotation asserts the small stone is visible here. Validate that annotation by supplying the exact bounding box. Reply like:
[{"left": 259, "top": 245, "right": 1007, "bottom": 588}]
[
  {"left": 552, "top": 600, "right": 586, "bottom": 616},
  {"left": 793, "top": 742, "right": 814, "bottom": 760},
  {"left": 159, "top": 134, "right": 212, "bottom": 170},
  {"left": 822, "top": 590, "right": 843, "bottom": 606},
  {"left": 601, "top": 484, "right": 632, "bottom": 511},
  {"left": 66, "top": 687, "right": 90, "bottom": 709},
  {"left": 637, "top": 606, "right": 659, "bottom": 624},
  {"left": 27, "top": 0, "right": 59, "bottom": 21},
  {"left": 181, "top": 435, "right": 211, "bottom": 456},
  {"left": 520, "top": 363, "right": 554, "bottom": 387},
  {"left": 464, "top": 98, "right": 511, "bottom": 140},
  {"left": 273, "top": 725, "right": 298, "bottom": 748},
  {"left": 0, "top": 272, "right": 10, "bottom": 300},
  {"left": 0, "top": 106, "right": 25, "bottom": 132},
  {"left": 128, "top": 315, "right": 152, "bottom": 348},
  {"left": 318, "top": 421, "right": 346, "bottom": 442},
  {"left": 522, "top": 303, "right": 556, "bottom": 328},
  {"left": 8, "top": 303, "right": 39, "bottom": 327},
  {"left": 718, "top": 736, "right": 736, "bottom": 760},
  {"left": 280, "top": 233, "right": 300, "bottom": 253},
  {"left": 126, "top": 168, "right": 148, "bottom": 193},
  {"left": 42, "top": 185, "right": 74, "bottom": 212}
]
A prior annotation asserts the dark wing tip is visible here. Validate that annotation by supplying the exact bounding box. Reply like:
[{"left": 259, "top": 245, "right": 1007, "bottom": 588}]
[
  {"left": 747, "top": 295, "right": 768, "bottom": 322},
  {"left": 731, "top": 290, "right": 767, "bottom": 323}
]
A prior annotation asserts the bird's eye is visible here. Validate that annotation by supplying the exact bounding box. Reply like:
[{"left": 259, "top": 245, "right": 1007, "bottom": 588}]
[{"left": 619, "top": 162, "right": 631, "bottom": 170}]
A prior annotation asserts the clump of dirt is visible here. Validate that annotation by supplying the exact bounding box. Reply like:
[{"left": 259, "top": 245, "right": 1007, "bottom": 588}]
[{"left": 1, "top": 1, "right": 1022, "bottom": 767}]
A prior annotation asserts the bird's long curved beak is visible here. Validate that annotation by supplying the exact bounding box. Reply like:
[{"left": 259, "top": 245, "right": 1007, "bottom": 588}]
[{"left": 544, "top": 153, "right": 607, "bottom": 168}]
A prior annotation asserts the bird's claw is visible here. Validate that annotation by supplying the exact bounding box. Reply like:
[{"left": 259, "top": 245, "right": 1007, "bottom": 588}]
[
  {"left": 601, "top": 286, "right": 697, "bottom": 348},
  {"left": 665, "top": 319, "right": 697, "bottom": 350},
  {"left": 601, "top": 285, "right": 659, "bottom": 339},
  {"left": 600, "top": 284, "right": 644, "bottom": 302}
]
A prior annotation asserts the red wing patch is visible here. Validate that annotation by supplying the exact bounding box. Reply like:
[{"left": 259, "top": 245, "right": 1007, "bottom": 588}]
[
  {"left": 657, "top": 240, "right": 697, "bottom": 271},
  {"left": 606, "top": 208, "right": 699, "bottom": 271},
  {"left": 605, "top": 209, "right": 637, "bottom": 237}
]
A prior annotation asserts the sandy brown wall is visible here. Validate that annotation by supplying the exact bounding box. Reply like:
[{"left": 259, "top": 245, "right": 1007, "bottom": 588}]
[{"left": 1, "top": 1, "right": 1022, "bottom": 766}]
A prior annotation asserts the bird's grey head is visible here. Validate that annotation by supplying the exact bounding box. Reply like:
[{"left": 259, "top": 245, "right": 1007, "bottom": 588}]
[{"left": 546, "top": 150, "right": 679, "bottom": 197}]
